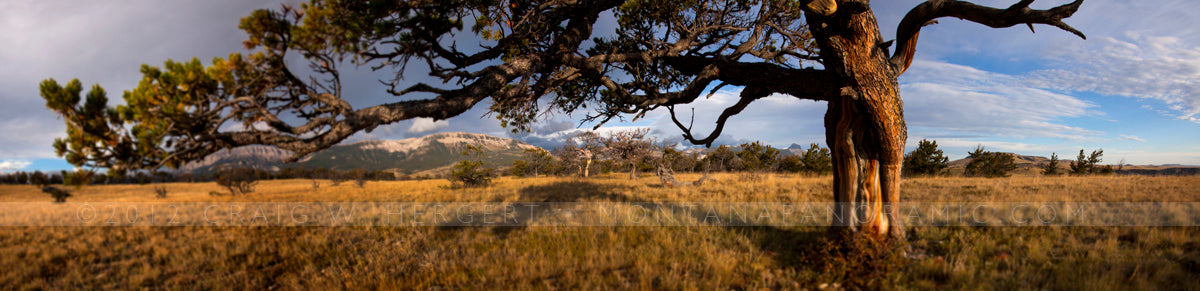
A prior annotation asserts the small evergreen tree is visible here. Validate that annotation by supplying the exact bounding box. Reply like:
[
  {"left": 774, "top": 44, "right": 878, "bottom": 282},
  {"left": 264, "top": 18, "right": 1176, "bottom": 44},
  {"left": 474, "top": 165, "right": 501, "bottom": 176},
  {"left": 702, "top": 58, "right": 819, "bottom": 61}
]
[
  {"left": 1069, "top": 149, "right": 1089, "bottom": 175},
  {"left": 703, "top": 145, "right": 739, "bottom": 172},
  {"left": 1069, "top": 149, "right": 1104, "bottom": 175},
  {"left": 799, "top": 143, "right": 833, "bottom": 175},
  {"left": 737, "top": 141, "right": 780, "bottom": 172},
  {"left": 660, "top": 147, "right": 699, "bottom": 173},
  {"left": 902, "top": 139, "right": 949, "bottom": 176},
  {"left": 964, "top": 146, "right": 1017, "bottom": 178},
  {"left": 448, "top": 145, "right": 495, "bottom": 188},
  {"left": 511, "top": 148, "right": 553, "bottom": 177},
  {"left": 63, "top": 169, "right": 96, "bottom": 189},
  {"left": 1087, "top": 149, "right": 1104, "bottom": 174},
  {"left": 1042, "top": 152, "right": 1061, "bottom": 176}
]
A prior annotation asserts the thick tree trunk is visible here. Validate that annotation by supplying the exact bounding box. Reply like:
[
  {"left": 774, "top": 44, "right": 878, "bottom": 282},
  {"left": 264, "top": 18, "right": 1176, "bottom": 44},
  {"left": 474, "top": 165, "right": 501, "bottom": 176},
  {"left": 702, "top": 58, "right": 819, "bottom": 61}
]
[{"left": 810, "top": 3, "right": 908, "bottom": 241}]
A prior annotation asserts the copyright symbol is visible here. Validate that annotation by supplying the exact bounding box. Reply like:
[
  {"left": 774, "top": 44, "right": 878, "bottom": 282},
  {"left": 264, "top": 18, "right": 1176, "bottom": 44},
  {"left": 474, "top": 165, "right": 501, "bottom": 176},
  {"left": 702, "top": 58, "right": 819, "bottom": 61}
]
[{"left": 77, "top": 203, "right": 96, "bottom": 224}]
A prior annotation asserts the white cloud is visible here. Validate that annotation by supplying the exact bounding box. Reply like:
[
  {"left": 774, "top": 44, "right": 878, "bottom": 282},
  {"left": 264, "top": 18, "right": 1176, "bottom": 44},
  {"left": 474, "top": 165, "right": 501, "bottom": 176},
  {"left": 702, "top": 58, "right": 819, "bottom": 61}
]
[
  {"left": 1104, "top": 149, "right": 1200, "bottom": 166},
  {"left": 912, "top": 138, "right": 1053, "bottom": 158},
  {"left": 1119, "top": 135, "right": 1147, "bottom": 143},
  {"left": 901, "top": 60, "right": 1101, "bottom": 140},
  {"left": 0, "top": 159, "right": 32, "bottom": 172},
  {"left": 0, "top": 0, "right": 291, "bottom": 164},
  {"left": 1024, "top": 32, "right": 1200, "bottom": 123},
  {"left": 406, "top": 118, "right": 450, "bottom": 134}
]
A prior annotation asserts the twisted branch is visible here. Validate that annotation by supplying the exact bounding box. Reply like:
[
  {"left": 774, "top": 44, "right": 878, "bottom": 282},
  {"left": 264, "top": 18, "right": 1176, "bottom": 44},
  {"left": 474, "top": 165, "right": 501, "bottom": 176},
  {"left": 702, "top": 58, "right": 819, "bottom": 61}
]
[{"left": 891, "top": 0, "right": 1086, "bottom": 74}]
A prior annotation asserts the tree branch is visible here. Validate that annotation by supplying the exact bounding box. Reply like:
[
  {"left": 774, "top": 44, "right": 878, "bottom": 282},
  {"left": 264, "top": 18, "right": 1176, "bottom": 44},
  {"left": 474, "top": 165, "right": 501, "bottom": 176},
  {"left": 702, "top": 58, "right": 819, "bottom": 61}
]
[
  {"left": 891, "top": 0, "right": 1086, "bottom": 74},
  {"left": 667, "top": 86, "right": 772, "bottom": 147}
]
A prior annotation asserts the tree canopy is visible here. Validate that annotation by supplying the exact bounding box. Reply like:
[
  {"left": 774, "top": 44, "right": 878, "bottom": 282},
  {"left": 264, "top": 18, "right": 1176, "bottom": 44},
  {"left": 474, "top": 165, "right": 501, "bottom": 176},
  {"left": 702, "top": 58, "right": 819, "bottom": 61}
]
[{"left": 42, "top": 0, "right": 1084, "bottom": 175}]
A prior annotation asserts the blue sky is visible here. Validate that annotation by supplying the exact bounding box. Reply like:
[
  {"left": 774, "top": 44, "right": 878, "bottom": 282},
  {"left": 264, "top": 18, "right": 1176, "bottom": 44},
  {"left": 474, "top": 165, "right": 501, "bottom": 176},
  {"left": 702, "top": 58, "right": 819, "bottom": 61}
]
[{"left": 1, "top": 0, "right": 1199, "bottom": 173}]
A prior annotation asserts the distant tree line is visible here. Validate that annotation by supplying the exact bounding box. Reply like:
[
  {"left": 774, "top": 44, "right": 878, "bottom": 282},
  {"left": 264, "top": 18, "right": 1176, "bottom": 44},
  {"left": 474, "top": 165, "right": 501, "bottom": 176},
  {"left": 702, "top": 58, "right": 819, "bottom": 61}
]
[
  {"left": 900, "top": 139, "right": 1123, "bottom": 178},
  {"left": 6, "top": 137, "right": 1133, "bottom": 189},
  {"left": 0, "top": 167, "right": 401, "bottom": 186},
  {"left": 1044, "top": 149, "right": 1114, "bottom": 176},
  {"left": 508, "top": 130, "right": 834, "bottom": 178}
]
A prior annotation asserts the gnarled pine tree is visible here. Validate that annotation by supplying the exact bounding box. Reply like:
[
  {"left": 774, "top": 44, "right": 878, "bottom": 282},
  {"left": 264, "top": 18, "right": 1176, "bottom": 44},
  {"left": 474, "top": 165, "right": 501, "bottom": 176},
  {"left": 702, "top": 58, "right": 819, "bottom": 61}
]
[{"left": 41, "top": 0, "right": 1085, "bottom": 241}]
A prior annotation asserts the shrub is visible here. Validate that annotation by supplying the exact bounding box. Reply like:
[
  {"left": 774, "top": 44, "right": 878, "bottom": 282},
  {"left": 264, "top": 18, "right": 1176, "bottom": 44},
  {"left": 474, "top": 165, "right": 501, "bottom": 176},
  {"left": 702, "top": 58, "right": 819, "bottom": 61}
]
[
  {"left": 778, "top": 154, "right": 805, "bottom": 173},
  {"left": 42, "top": 186, "right": 71, "bottom": 203},
  {"left": 329, "top": 172, "right": 345, "bottom": 186},
  {"left": 153, "top": 185, "right": 168, "bottom": 199},
  {"left": 354, "top": 172, "right": 367, "bottom": 188}
]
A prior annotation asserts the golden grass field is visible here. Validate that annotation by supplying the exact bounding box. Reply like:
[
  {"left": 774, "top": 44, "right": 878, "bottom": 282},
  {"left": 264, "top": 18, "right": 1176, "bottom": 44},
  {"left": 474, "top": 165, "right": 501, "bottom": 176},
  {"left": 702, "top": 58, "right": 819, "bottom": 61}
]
[{"left": 1, "top": 174, "right": 1199, "bottom": 289}]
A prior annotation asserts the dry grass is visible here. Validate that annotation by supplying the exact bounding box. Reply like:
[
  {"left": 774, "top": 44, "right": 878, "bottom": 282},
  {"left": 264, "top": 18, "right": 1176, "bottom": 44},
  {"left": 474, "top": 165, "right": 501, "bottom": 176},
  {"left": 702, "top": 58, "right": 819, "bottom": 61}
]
[{"left": 1, "top": 174, "right": 1198, "bottom": 289}]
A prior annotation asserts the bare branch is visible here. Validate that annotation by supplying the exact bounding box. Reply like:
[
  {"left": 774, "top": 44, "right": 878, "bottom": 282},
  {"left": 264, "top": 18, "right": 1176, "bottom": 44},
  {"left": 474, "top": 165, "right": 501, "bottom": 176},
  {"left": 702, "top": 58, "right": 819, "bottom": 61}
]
[
  {"left": 667, "top": 86, "right": 772, "bottom": 147},
  {"left": 891, "top": 0, "right": 1086, "bottom": 74}
]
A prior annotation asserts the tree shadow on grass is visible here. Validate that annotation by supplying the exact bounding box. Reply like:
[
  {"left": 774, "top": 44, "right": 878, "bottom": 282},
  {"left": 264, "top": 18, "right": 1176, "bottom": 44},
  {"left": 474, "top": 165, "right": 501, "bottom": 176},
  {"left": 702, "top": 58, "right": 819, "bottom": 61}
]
[
  {"left": 435, "top": 179, "right": 892, "bottom": 284},
  {"left": 519, "top": 180, "right": 832, "bottom": 266},
  {"left": 435, "top": 180, "right": 636, "bottom": 237}
]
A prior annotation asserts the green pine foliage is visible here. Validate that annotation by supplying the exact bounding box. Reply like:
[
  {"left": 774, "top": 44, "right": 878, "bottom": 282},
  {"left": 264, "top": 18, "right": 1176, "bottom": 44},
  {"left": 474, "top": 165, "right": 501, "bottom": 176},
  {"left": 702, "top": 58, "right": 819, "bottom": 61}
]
[
  {"left": 737, "top": 141, "right": 780, "bottom": 172},
  {"left": 1042, "top": 153, "right": 1061, "bottom": 176},
  {"left": 964, "top": 146, "right": 1017, "bottom": 178},
  {"left": 703, "top": 145, "right": 740, "bottom": 172},
  {"left": 902, "top": 139, "right": 948, "bottom": 176},
  {"left": 449, "top": 145, "right": 495, "bottom": 188},
  {"left": 798, "top": 143, "right": 832, "bottom": 174},
  {"left": 1069, "top": 149, "right": 1105, "bottom": 175},
  {"left": 778, "top": 155, "right": 804, "bottom": 173}
]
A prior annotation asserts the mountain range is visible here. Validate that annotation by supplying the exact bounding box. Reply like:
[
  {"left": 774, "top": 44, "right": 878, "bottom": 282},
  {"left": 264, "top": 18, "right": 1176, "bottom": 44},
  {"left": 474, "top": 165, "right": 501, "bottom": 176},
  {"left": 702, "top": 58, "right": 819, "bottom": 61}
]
[
  {"left": 179, "top": 132, "right": 539, "bottom": 175},
  {"left": 180, "top": 133, "right": 1197, "bottom": 176}
]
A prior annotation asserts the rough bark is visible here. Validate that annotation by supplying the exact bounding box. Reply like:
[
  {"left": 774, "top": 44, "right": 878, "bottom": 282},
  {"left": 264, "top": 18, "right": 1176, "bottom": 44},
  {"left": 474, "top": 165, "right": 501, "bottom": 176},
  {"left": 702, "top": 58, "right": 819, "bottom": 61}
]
[
  {"left": 798, "top": 0, "right": 1084, "bottom": 241},
  {"left": 803, "top": 1, "right": 907, "bottom": 240}
]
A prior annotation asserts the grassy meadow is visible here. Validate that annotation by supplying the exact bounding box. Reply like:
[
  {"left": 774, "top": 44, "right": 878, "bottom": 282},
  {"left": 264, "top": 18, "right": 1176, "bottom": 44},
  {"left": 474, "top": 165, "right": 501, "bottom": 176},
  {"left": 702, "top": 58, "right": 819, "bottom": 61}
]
[{"left": 1, "top": 174, "right": 1199, "bottom": 289}]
